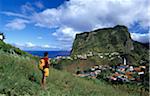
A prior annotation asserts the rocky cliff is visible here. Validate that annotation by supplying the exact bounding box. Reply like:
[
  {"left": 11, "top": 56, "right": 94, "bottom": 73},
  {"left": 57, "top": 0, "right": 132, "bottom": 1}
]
[{"left": 71, "top": 25, "right": 148, "bottom": 65}]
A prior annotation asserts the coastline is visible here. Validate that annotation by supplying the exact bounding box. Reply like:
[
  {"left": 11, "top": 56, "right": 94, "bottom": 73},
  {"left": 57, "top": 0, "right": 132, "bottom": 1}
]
[{"left": 24, "top": 50, "right": 71, "bottom": 58}]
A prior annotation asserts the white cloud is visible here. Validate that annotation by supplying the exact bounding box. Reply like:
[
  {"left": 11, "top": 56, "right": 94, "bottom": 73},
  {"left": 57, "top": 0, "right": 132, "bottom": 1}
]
[
  {"left": 25, "top": 42, "right": 36, "bottom": 48},
  {"left": 4, "top": 0, "right": 149, "bottom": 33},
  {"left": 32, "top": 8, "right": 60, "bottom": 28},
  {"left": 12, "top": 42, "right": 60, "bottom": 50},
  {"left": 42, "top": 44, "right": 51, "bottom": 48},
  {"left": 1, "top": 11, "right": 29, "bottom": 19},
  {"left": 3, "top": 0, "right": 150, "bottom": 47},
  {"left": 130, "top": 32, "right": 150, "bottom": 43},
  {"left": 35, "top": 1, "right": 44, "bottom": 9},
  {"left": 31, "top": 0, "right": 149, "bottom": 42},
  {"left": 5, "top": 18, "right": 29, "bottom": 30},
  {"left": 35, "top": 0, "right": 149, "bottom": 28},
  {"left": 12, "top": 42, "right": 24, "bottom": 47},
  {"left": 21, "top": 2, "right": 35, "bottom": 15},
  {"left": 52, "top": 26, "right": 80, "bottom": 42},
  {"left": 41, "top": 44, "right": 58, "bottom": 49}
]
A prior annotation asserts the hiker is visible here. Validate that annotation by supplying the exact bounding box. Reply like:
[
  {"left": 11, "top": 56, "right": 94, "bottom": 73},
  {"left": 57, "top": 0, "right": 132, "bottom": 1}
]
[{"left": 39, "top": 52, "right": 51, "bottom": 89}]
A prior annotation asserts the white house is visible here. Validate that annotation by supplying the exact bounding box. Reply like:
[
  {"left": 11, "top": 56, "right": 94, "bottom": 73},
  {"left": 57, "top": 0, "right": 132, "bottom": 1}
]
[
  {"left": 0, "top": 35, "right": 3, "bottom": 40},
  {"left": 0, "top": 33, "right": 5, "bottom": 41}
]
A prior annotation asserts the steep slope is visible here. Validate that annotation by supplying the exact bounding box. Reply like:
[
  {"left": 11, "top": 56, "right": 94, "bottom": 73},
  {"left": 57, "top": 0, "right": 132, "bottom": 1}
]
[
  {"left": 0, "top": 40, "right": 33, "bottom": 57},
  {"left": 0, "top": 52, "right": 143, "bottom": 96},
  {"left": 0, "top": 40, "right": 143, "bottom": 96},
  {"left": 71, "top": 25, "right": 134, "bottom": 55},
  {"left": 71, "top": 25, "right": 148, "bottom": 65}
]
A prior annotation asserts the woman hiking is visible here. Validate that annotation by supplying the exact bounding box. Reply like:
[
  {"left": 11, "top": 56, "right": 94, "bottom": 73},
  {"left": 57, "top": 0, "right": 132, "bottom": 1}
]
[{"left": 39, "top": 52, "right": 51, "bottom": 89}]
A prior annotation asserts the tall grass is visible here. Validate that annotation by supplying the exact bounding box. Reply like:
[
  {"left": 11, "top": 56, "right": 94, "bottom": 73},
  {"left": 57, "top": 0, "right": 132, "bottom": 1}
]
[{"left": 0, "top": 52, "right": 143, "bottom": 96}]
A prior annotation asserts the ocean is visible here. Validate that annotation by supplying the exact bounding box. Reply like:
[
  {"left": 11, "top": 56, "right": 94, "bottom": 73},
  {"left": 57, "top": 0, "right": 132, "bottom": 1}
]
[{"left": 25, "top": 51, "right": 70, "bottom": 58}]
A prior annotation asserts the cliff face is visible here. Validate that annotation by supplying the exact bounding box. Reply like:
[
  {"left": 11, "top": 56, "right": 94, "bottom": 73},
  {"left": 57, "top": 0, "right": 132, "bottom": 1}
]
[
  {"left": 71, "top": 25, "right": 134, "bottom": 55},
  {"left": 71, "top": 25, "right": 148, "bottom": 65}
]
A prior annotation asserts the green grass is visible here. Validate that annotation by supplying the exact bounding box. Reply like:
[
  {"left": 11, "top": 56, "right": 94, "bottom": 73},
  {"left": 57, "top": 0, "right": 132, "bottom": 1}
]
[
  {"left": 0, "top": 40, "right": 38, "bottom": 59},
  {"left": 0, "top": 52, "right": 144, "bottom": 96}
]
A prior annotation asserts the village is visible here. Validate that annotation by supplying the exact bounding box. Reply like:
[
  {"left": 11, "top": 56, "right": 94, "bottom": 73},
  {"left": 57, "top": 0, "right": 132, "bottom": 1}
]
[
  {"left": 73, "top": 51, "right": 120, "bottom": 60},
  {"left": 55, "top": 51, "right": 121, "bottom": 60},
  {"left": 53, "top": 51, "right": 148, "bottom": 86},
  {"left": 75, "top": 63, "right": 148, "bottom": 84}
]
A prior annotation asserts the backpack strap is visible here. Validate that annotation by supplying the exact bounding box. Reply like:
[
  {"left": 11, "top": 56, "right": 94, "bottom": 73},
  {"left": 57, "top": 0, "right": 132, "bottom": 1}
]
[{"left": 39, "top": 59, "right": 45, "bottom": 70}]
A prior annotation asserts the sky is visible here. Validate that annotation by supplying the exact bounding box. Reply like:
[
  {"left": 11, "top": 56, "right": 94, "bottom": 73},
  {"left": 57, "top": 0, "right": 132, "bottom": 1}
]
[{"left": 0, "top": 0, "right": 149, "bottom": 51}]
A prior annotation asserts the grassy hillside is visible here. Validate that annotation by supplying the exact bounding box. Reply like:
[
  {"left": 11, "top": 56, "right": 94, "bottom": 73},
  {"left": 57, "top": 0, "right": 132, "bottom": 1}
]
[
  {"left": 0, "top": 41, "right": 34, "bottom": 58},
  {"left": 0, "top": 51, "right": 144, "bottom": 96}
]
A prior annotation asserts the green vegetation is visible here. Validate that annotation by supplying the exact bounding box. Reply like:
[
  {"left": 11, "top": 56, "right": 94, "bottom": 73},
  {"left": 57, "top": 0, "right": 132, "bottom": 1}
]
[
  {"left": 0, "top": 26, "right": 149, "bottom": 96},
  {"left": 0, "top": 40, "right": 35, "bottom": 58},
  {"left": 58, "top": 59, "right": 95, "bottom": 73},
  {"left": 0, "top": 50, "right": 144, "bottom": 96},
  {"left": 71, "top": 25, "right": 148, "bottom": 65},
  {"left": 71, "top": 25, "right": 133, "bottom": 55}
]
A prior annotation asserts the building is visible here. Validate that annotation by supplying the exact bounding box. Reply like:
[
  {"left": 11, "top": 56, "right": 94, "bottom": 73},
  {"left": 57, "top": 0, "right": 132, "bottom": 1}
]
[{"left": 0, "top": 33, "right": 5, "bottom": 41}]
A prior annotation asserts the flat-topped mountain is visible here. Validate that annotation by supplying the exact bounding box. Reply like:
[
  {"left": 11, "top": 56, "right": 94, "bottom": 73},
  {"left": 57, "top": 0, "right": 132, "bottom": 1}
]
[{"left": 71, "top": 25, "right": 148, "bottom": 65}]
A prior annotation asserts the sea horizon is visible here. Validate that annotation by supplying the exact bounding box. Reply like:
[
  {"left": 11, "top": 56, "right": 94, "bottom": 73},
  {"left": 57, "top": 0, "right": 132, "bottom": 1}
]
[{"left": 24, "top": 50, "right": 71, "bottom": 58}]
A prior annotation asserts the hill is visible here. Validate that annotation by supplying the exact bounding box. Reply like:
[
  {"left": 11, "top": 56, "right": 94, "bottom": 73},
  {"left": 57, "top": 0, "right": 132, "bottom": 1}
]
[
  {"left": 0, "top": 40, "right": 33, "bottom": 57},
  {"left": 71, "top": 25, "right": 149, "bottom": 65},
  {"left": 0, "top": 40, "right": 144, "bottom": 96}
]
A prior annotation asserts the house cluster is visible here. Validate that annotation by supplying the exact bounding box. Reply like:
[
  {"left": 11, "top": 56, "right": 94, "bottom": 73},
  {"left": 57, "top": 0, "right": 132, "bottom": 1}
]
[
  {"left": 75, "top": 65, "right": 111, "bottom": 79},
  {"left": 75, "top": 63, "right": 147, "bottom": 84},
  {"left": 55, "top": 56, "right": 73, "bottom": 60},
  {"left": 54, "top": 51, "right": 121, "bottom": 61},
  {"left": 73, "top": 52, "right": 120, "bottom": 60},
  {"left": 107, "top": 64, "right": 147, "bottom": 84}
]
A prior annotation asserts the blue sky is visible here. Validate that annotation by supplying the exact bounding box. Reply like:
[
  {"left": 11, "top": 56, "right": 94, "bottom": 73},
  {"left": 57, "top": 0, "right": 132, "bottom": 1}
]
[{"left": 0, "top": 0, "right": 149, "bottom": 51}]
